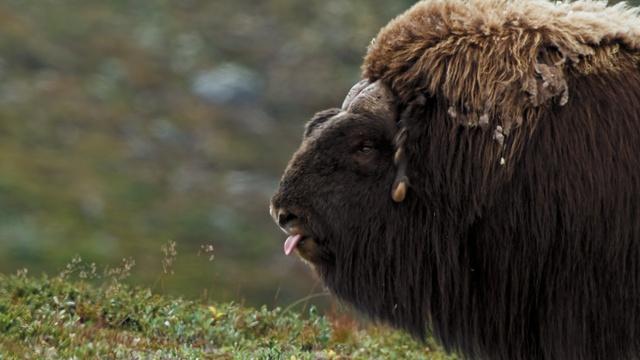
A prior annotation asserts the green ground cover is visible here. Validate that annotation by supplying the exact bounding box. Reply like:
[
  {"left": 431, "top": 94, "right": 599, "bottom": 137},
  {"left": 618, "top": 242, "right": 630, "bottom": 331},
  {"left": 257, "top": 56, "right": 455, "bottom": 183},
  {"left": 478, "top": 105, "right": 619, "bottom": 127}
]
[{"left": 0, "top": 273, "right": 453, "bottom": 359}]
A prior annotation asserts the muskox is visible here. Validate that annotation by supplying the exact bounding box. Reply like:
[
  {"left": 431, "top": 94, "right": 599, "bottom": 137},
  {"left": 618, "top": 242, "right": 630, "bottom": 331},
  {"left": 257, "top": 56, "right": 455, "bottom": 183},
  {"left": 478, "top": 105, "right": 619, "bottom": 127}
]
[{"left": 270, "top": 0, "right": 640, "bottom": 359}]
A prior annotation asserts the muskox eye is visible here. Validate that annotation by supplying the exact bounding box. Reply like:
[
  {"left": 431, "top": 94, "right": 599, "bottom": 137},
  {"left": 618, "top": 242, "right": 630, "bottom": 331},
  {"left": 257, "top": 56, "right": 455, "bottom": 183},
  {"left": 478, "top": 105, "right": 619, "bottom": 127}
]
[{"left": 358, "top": 143, "right": 374, "bottom": 154}]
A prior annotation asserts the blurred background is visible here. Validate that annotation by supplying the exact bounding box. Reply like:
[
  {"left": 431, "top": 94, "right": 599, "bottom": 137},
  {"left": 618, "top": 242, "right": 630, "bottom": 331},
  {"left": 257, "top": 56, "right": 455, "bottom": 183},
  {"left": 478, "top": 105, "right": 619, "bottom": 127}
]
[
  {"left": 5, "top": 0, "right": 637, "bottom": 310},
  {"left": 0, "top": 0, "right": 417, "bottom": 308}
]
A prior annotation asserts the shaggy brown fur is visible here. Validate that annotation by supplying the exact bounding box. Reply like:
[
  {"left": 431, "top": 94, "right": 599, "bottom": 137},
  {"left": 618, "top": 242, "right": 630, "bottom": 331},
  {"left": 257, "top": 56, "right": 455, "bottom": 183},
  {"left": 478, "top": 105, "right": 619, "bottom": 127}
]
[
  {"left": 271, "top": 1, "right": 640, "bottom": 359},
  {"left": 365, "top": 0, "right": 640, "bottom": 168}
]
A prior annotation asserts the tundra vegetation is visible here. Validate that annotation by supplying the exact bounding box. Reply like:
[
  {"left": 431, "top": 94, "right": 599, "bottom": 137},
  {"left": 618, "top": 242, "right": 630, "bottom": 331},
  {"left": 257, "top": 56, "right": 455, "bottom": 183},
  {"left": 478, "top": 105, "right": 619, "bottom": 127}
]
[{"left": 0, "top": 266, "right": 451, "bottom": 359}]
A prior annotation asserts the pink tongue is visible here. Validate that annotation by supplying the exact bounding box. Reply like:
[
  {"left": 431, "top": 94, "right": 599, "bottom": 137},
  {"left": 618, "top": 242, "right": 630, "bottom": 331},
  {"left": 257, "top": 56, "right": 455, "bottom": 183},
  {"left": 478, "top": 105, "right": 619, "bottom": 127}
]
[{"left": 284, "top": 234, "right": 302, "bottom": 255}]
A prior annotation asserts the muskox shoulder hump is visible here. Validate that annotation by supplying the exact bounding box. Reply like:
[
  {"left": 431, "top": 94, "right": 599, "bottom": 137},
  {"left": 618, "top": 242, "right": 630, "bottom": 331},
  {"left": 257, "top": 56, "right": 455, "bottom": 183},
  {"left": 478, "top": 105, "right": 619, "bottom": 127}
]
[{"left": 363, "top": 0, "right": 640, "bottom": 132}]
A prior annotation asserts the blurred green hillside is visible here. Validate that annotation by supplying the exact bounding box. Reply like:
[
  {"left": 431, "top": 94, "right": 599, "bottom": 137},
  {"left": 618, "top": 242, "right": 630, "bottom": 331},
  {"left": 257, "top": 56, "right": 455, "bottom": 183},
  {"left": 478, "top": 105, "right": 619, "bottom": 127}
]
[
  {"left": 2, "top": 0, "right": 640, "bottom": 310},
  {"left": 0, "top": 0, "right": 417, "bottom": 307}
]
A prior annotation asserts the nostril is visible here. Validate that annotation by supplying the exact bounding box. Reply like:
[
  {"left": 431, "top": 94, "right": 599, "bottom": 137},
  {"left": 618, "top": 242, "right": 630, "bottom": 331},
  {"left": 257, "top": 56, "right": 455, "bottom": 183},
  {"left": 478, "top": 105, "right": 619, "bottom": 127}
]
[{"left": 277, "top": 209, "right": 298, "bottom": 229}]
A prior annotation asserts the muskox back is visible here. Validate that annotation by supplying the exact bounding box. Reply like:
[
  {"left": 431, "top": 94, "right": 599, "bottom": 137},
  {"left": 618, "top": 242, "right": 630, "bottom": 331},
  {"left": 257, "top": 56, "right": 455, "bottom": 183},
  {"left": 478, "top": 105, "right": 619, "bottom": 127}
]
[{"left": 272, "top": 0, "right": 640, "bottom": 359}]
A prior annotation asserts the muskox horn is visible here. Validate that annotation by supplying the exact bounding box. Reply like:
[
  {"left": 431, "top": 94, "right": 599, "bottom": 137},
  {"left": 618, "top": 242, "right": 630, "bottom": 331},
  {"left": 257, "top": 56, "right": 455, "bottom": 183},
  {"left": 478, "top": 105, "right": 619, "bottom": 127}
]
[
  {"left": 392, "top": 126, "right": 409, "bottom": 203},
  {"left": 341, "top": 80, "right": 396, "bottom": 120},
  {"left": 341, "top": 79, "right": 371, "bottom": 110}
]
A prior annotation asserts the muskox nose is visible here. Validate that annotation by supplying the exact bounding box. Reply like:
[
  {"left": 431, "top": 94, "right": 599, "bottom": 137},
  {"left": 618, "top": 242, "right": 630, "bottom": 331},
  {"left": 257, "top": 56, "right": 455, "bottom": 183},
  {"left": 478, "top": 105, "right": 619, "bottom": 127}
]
[
  {"left": 276, "top": 209, "right": 298, "bottom": 229},
  {"left": 270, "top": 204, "right": 299, "bottom": 230}
]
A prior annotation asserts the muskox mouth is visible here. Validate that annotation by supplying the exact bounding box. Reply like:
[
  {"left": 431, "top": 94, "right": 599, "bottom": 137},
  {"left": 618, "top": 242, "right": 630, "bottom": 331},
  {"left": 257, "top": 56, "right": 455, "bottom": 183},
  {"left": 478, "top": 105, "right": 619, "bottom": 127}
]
[
  {"left": 280, "top": 225, "right": 321, "bottom": 261},
  {"left": 285, "top": 233, "right": 309, "bottom": 255},
  {"left": 269, "top": 204, "right": 326, "bottom": 261},
  {"left": 284, "top": 233, "right": 301, "bottom": 255},
  {"left": 281, "top": 227, "right": 314, "bottom": 256},
  {"left": 270, "top": 204, "right": 311, "bottom": 256}
]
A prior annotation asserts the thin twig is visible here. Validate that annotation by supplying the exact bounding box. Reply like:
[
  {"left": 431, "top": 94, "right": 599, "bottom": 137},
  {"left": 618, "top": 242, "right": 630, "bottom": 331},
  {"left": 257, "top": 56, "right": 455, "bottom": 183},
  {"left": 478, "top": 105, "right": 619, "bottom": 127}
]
[{"left": 282, "top": 292, "right": 330, "bottom": 315}]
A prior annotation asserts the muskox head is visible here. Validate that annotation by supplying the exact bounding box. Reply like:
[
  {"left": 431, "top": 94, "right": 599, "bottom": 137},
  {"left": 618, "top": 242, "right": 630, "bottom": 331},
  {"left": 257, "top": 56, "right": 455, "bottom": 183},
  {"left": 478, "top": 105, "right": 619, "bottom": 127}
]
[{"left": 270, "top": 80, "right": 433, "bottom": 336}]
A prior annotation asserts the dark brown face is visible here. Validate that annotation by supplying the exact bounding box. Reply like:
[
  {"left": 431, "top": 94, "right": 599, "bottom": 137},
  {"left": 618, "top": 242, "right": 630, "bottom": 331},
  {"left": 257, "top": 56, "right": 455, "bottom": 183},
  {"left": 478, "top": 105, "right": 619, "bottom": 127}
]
[
  {"left": 271, "top": 80, "right": 434, "bottom": 337},
  {"left": 270, "top": 81, "right": 432, "bottom": 337},
  {"left": 270, "top": 108, "right": 398, "bottom": 267}
]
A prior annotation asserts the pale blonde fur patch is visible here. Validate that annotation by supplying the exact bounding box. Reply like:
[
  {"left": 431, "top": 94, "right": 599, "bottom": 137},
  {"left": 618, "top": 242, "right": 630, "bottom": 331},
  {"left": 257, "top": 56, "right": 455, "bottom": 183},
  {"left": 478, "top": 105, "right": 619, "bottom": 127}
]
[{"left": 363, "top": 0, "right": 640, "bottom": 132}]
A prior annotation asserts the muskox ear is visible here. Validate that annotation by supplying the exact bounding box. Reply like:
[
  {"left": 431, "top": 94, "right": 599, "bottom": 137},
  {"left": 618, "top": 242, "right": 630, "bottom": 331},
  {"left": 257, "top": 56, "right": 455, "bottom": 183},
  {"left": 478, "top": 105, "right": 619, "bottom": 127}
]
[{"left": 304, "top": 108, "right": 342, "bottom": 137}]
